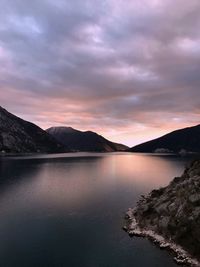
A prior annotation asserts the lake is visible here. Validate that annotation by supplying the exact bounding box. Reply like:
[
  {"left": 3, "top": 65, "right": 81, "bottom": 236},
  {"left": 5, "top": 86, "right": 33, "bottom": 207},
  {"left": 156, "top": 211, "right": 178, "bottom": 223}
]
[{"left": 0, "top": 152, "right": 193, "bottom": 267}]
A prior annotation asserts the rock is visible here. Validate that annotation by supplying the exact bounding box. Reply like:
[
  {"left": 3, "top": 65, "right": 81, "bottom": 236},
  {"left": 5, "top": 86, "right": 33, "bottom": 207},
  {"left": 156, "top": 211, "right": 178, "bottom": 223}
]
[
  {"left": 125, "top": 159, "right": 200, "bottom": 266},
  {"left": 189, "top": 194, "right": 200, "bottom": 204},
  {"left": 154, "top": 201, "right": 170, "bottom": 214},
  {"left": 159, "top": 217, "right": 170, "bottom": 230}
]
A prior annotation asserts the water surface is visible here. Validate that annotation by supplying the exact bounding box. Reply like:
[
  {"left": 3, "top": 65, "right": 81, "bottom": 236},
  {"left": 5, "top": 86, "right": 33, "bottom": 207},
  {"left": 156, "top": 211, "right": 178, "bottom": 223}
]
[{"left": 0, "top": 153, "right": 192, "bottom": 267}]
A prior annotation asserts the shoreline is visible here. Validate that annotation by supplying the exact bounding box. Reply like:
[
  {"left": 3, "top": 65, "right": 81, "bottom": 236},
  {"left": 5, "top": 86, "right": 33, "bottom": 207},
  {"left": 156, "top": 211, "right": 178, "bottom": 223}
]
[{"left": 124, "top": 208, "right": 200, "bottom": 267}]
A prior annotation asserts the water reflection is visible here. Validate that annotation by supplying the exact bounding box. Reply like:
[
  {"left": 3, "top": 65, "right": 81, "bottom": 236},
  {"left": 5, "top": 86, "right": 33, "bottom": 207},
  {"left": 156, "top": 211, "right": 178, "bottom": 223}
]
[
  {"left": 0, "top": 153, "right": 192, "bottom": 267},
  {"left": 0, "top": 154, "right": 187, "bottom": 210}
]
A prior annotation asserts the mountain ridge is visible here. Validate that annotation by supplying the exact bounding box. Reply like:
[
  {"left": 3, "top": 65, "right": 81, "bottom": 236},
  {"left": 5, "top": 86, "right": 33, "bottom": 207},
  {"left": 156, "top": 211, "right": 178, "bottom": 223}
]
[
  {"left": 128, "top": 124, "right": 200, "bottom": 153},
  {"left": 0, "top": 106, "right": 65, "bottom": 153},
  {"left": 46, "top": 126, "right": 128, "bottom": 152}
]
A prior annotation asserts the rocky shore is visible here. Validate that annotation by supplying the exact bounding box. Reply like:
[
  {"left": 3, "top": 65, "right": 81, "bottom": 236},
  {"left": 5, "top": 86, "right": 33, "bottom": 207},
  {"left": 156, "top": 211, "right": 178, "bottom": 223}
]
[{"left": 124, "top": 160, "right": 200, "bottom": 266}]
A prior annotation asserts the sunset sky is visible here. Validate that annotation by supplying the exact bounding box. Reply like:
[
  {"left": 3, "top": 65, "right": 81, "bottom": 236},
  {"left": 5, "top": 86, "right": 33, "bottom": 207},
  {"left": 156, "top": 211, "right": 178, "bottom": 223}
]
[{"left": 1, "top": 0, "right": 200, "bottom": 146}]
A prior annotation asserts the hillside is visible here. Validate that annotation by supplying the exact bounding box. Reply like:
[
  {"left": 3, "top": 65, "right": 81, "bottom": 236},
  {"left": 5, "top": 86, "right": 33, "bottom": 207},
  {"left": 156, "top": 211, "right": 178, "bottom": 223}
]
[
  {"left": 0, "top": 107, "right": 65, "bottom": 153},
  {"left": 46, "top": 126, "right": 128, "bottom": 152},
  {"left": 125, "top": 160, "right": 200, "bottom": 266},
  {"left": 129, "top": 125, "right": 200, "bottom": 153}
]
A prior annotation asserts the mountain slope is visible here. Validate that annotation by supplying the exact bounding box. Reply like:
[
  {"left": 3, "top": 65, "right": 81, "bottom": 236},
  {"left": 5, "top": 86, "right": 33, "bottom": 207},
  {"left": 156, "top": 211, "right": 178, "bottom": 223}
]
[
  {"left": 0, "top": 107, "right": 65, "bottom": 153},
  {"left": 46, "top": 126, "right": 128, "bottom": 152},
  {"left": 129, "top": 125, "right": 200, "bottom": 153},
  {"left": 125, "top": 160, "right": 200, "bottom": 266}
]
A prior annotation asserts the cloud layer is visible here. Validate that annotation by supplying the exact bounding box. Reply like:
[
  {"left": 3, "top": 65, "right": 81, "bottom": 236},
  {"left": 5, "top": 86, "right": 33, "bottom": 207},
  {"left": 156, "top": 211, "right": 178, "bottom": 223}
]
[{"left": 1, "top": 0, "right": 200, "bottom": 145}]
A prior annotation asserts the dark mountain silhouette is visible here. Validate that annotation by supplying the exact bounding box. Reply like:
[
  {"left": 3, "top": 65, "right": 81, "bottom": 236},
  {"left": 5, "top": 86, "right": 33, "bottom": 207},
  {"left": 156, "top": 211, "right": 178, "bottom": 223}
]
[
  {"left": 0, "top": 106, "right": 65, "bottom": 153},
  {"left": 46, "top": 126, "right": 128, "bottom": 152},
  {"left": 129, "top": 124, "right": 200, "bottom": 153}
]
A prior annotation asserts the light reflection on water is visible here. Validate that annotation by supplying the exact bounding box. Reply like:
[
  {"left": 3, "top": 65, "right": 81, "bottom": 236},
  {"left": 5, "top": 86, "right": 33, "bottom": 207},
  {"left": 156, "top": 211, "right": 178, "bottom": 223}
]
[{"left": 0, "top": 153, "right": 192, "bottom": 267}]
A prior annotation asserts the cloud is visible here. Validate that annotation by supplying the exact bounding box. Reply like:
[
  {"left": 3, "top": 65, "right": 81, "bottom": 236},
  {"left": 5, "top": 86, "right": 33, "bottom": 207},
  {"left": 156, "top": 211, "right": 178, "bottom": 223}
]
[{"left": 0, "top": 0, "right": 200, "bottom": 146}]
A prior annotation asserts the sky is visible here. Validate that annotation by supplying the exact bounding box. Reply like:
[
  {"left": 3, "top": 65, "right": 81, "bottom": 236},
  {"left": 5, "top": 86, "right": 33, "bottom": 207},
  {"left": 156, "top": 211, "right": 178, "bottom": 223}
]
[{"left": 0, "top": 0, "right": 200, "bottom": 146}]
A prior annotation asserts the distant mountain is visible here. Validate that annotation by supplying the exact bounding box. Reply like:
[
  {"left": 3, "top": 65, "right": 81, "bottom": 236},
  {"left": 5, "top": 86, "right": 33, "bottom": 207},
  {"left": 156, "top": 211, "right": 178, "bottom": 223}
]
[
  {"left": 0, "top": 107, "right": 65, "bottom": 153},
  {"left": 129, "top": 124, "right": 200, "bottom": 153},
  {"left": 46, "top": 126, "right": 128, "bottom": 152}
]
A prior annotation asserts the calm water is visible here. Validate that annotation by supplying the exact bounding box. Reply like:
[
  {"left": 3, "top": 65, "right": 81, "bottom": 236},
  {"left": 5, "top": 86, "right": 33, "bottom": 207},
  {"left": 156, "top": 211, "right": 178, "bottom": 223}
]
[{"left": 0, "top": 152, "right": 193, "bottom": 267}]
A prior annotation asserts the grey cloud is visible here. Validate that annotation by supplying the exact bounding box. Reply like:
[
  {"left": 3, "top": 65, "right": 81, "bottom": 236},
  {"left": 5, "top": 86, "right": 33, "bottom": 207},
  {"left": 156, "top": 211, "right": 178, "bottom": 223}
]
[{"left": 0, "top": 0, "right": 200, "bottom": 145}]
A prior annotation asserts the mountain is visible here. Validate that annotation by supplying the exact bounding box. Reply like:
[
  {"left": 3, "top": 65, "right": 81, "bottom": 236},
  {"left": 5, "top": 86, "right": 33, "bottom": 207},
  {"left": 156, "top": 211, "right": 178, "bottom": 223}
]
[
  {"left": 0, "top": 106, "right": 65, "bottom": 153},
  {"left": 129, "top": 124, "right": 200, "bottom": 153},
  {"left": 46, "top": 126, "right": 128, "bottom": 152},
  {"left": 124, "top": 160, "right": 200, "bottom": 266}
]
